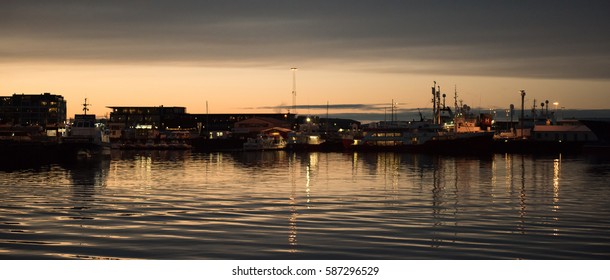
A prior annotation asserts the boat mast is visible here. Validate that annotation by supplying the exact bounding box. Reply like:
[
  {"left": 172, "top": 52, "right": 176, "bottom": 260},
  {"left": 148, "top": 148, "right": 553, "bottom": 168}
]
[
  {"left": 432, "top": 81, "right": 437, "bottom": 124},
  {"left": 326, "top": 101, "right": 329, "bottom": 136},
  {"left": 532, "top": 98, "right": 537, "bottom": 120},
  {"left": 454, "top": 85, "right": 458, "bottom": 115},
  {"left": 510, "top": 104, "right": 515, "bottom": 134},
  {"left": 82, "top": 98, "right": 91, "bottom": 115},
  {"left": 436, "top": 85, "right": 441, "bottom": 125},
  {"left": 206, "top": 100, "right": 209, "bottom": 138},
  {"left": 391, "top": 99, "right": 394, "bottom": 124}
]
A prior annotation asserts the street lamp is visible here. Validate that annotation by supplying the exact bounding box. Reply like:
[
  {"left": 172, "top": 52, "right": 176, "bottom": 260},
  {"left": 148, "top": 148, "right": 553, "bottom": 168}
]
[
  {"left": 553, "top": 102, "right": 559, "bottom": 123},
  {"left": 291, "top": 67, "right": 298, "bottom": 115},
  {"left": 509, "top": 104, "right": 515, "bottom": 134}
]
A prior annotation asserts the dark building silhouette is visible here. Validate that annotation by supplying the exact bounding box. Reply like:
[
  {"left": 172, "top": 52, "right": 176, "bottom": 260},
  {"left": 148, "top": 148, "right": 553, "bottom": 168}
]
[
  {"left": 108, "top": 106, "right": 294, "bottom": 130},
  {"left": 232, "top": 116, "right": 292, "bottom": 135},
  {"left": 107, "top": 106, "right": 188, "bottom": 129},
  {"left": 297, "top": 115, "right": 361, "bottom": 132},
  {"left": 106, "top": 105, "right": 296, "bottom": 141},
  {"left": 0, "top": 93, "right": 67, "bottom": 127}
]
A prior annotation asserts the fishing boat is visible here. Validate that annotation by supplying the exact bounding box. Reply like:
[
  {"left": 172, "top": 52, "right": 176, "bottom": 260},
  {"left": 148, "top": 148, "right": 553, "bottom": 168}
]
[
  {"left": 286, "top": 118, "right": 325, "bottom": 151},
  {"left": 348, "top": 82, "right": 494, "bottom": 154},
  {"left": 350, "top": 120, "right": 493, "bottom": 153}
]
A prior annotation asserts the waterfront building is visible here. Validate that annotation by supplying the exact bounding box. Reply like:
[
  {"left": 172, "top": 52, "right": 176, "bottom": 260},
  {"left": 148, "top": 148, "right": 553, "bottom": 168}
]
[
  {"left": 317, "top": 117, "right": 361, "bottom": 132},
  {"left": 0, "top": 93, "right": 67, "bottom": 128},
  {"left": 108, "top": 106, "right": 295, "bottom": 131},
  {"left": 232, "top": 117, "right": 292, "bottom": 136},
  {"left": 189, "top": 113, "right": 295, "bottom": 135},
  {"left": 107, "top": 105, "right": 296, "bottom": 142},
  {"left": 531, "top": 120, "right": 598, "bottom": 142},
  {"left": 107, "top": 106, "right": 187, "bottom": 129},
  {"left": 107, "top": 106, "right": 188, "bottom": 142}
]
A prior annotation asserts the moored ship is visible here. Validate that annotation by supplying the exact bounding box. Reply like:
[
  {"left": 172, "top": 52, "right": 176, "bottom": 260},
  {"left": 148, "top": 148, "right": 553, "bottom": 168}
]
[
  {"left": 348, "top": 82, "right": 494, "bottom": 154},
  {"left": 349, "top": 120, "right": 493, "bottom": 154},
  {"left": 286, "top": 118, "right": 325, "bottom": 151},
  {"left": 491, "top": 91, "right": 601, "bottom": 154},
  {"left": 243, "top": 133, "right": 287, "bottom": 151},
  {"left": 59, "top": 100, "right": 110, "bottom": 159}
]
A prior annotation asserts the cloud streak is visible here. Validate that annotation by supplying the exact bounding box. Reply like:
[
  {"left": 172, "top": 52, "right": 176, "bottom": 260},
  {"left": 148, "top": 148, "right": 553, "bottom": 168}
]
[
  {"left": 251, "top": 103, "right": 435, "bottom": 121},
  {"left": 2, "top": 0, "right": 609, "bottom": 79},
  {"left": 253, "top": 103, "right": 391, "bottom": 111}
]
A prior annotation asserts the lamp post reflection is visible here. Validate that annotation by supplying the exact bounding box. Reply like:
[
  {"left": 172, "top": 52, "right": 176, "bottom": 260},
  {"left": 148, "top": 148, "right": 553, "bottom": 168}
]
[
  {"left": 64, "top": 158, "right": 110, "bottom": 223},
  {"left": 431, "top": 156, "right": 444, "bottom": 248},
  {"left": 550, "top": 155, "right": 562, "bottom": 236},
  {"left": 288, "top": 152, "right": 298, "bottom": 251},
  {"left": 519, "top": 155, "right": 527, "bottom": 235},
  {"left": 552, "top": 155, "right": 561, "bottom": 212}
]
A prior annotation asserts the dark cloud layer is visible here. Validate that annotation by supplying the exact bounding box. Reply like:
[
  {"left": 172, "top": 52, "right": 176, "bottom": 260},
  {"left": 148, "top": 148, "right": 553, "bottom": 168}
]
[{"left": 2, "top": 0, "right": 609, "bottom": 79}]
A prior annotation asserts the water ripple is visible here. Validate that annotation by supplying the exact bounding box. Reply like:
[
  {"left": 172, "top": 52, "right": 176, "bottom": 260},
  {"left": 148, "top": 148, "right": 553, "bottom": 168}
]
[{"left": 1, "top": 151, "right": 610, "bottom": 259}]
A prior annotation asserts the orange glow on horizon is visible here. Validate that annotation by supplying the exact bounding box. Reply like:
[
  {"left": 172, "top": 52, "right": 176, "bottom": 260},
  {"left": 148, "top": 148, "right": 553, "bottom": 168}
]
[{"left": 2, "top": 62, "right": 610, "bottom": 120}]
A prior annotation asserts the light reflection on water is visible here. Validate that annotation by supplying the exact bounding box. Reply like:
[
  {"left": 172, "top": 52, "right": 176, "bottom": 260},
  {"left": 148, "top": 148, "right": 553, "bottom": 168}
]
[{"left": 1, "top": 150, "right": 610, "bottom": 259}]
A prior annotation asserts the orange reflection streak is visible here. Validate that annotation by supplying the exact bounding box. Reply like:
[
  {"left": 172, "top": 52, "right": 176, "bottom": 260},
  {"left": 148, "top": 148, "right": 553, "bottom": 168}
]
[
  {"left": 552, "top": 156, "right": 561, "bottom": 219},
  {"left": 519, "top": 155, "right": 527, "bottom": 235},
  {"left": 430, "top": 157, "right": 444, "bottom": 248},
  {"left": 288, "top": 153, "right": 298, "bottom": 251},
  {"left": 505, "top": 153, "right": 512, "bottom": 192}
]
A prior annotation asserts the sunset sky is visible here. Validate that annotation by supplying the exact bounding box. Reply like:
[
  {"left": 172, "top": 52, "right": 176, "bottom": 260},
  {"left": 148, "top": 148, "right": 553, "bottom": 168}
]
[{"left": 2, "top": 0, "right": 609, "bottom": 120}]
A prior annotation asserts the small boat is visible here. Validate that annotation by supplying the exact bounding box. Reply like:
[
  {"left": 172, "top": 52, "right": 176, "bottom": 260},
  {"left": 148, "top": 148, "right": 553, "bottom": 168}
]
[
  {"left": 60, "top": 114, "right": 110, "bottom": 159},
  {"left": 287, "top": 120, "right": 325, "bottom": 151},
  {"left": 243, "top": 134, "right": 287, "bottom": 151}
]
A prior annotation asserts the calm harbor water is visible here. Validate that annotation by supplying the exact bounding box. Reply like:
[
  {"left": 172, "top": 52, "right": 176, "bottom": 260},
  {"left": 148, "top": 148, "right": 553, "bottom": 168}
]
[{"left": 1, "top": 150, "right": 609, "bottom": 259}]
